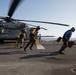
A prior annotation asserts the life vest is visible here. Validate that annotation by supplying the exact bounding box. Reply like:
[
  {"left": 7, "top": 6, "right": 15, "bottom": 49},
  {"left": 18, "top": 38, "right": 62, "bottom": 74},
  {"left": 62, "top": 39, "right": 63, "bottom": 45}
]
[
  {"left": 18, "top": 32, "right": 24, "bottom": 39},
  {"left": 30, "top": 28, "right": 37, "bottom": 39}
]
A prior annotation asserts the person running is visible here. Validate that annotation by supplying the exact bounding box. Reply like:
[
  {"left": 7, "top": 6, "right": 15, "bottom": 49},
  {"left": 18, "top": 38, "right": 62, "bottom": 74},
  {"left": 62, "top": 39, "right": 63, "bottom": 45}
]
[
  {"left": 16, "top": 30, "right": 26, "bottom": 48},
  {"left": 58, "top": 27, "right": 75, "bottom": 54},
  {"left": 24, "top": 26, "right": 40, "bottom": 51}
]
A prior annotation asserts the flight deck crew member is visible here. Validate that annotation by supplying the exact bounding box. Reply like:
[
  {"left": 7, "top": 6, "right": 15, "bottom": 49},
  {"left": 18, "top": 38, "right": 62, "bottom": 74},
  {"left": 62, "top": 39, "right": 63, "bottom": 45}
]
[
  {"left": 38, "top": 34, "right": 41, "bottom": 42},
  {"left": 16, "top": 30, "right": 26, "bottom": 48},
  {"left": 58, "top": 27, "right": 75, "bottom": 54},
  {"left": 24, "top": 26, "right": 40, "bottom": 51}
]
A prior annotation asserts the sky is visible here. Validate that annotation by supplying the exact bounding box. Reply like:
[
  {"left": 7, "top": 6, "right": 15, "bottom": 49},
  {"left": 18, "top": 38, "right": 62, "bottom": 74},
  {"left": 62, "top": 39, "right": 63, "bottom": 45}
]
[{"left": 0, "top": 0, "right": 76, "bottom": 38}]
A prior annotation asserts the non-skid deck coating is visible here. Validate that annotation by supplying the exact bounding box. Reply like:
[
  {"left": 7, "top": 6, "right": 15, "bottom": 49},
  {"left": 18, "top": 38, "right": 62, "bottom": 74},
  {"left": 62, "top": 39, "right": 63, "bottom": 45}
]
[{"left": 0, "top": 41, "right": 76, "bottom": 75}]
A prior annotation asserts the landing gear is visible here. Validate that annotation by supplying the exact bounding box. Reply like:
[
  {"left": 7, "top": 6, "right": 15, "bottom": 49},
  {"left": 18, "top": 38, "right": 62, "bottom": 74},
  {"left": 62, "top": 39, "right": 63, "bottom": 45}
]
[{"left": 0, "top": 40, "right": 4, "bottom": 43}]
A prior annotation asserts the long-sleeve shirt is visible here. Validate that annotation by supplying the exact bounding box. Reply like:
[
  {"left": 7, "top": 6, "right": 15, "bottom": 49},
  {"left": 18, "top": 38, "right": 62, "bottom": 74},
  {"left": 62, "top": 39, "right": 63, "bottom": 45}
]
[{"left": 63, "top": 29, "right": 72, "bottom": 40}]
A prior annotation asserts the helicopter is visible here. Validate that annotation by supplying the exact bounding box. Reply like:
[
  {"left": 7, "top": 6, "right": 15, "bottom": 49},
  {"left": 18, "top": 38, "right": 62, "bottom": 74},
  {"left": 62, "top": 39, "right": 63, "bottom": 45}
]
[{"left": 0, "top": 0, "right": 69, "bottom": 42}]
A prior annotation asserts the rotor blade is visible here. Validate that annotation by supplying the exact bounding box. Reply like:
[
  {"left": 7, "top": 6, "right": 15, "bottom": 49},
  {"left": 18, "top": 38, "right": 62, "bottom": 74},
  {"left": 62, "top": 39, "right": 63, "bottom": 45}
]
[
  {"left": 38, "top": 35, "right": 55, "bottom": 37},
  {"left": 40, "top": 27, "right": 47, "bottom": 30},
  {"left": 8, "top": 0, "right": 21, "bottom": 17},
  {"left": 26, "top": 23, "right": 47, "bottom": 30},
  {"left": 16, "top": 19, "right": 69, "bottom": 26}
]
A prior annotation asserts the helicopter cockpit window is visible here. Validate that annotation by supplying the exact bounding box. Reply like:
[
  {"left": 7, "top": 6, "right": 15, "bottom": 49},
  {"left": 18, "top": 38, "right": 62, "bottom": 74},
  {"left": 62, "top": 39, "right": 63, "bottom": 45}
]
[
  {"left": 0, "top": 29, "right": 4, "bottom": 33},
  {"left": 0, "top": 23, "right": 3, "bottom": 27},
  {"left": 2, "top": 29, "right": 4, "bottom": 33}
]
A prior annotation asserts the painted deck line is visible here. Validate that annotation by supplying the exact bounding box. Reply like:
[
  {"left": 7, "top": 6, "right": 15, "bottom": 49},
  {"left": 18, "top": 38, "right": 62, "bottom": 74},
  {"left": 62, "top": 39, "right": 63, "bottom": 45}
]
[{"left": 36, "top": 43, "right": 45, "bottom": 49}]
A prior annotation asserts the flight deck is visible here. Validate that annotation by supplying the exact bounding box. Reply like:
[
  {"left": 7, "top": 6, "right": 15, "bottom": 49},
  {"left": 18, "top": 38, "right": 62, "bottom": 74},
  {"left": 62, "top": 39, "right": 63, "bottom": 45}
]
[{"left": 0, "top": 41, "right": 76, "bottom": 75}]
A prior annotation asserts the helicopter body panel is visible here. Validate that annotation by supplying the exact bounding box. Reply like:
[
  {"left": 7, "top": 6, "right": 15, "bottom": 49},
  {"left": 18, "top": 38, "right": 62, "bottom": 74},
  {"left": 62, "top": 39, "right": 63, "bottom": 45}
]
[{"left": 0, "top": 21, "right": 30, "bottom": 41}]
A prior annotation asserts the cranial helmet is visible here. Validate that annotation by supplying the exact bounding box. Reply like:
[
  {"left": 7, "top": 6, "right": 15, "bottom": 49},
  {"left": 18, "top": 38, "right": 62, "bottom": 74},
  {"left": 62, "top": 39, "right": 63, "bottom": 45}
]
[
  {"left": 21, "top": 30, "right": 24, "bottom": 33},
  {"left": 71, "top": 27, "right": 75, "bottom": 32},
  {"left": 36, "top": 26, "right": 40, "bottom": 30}
]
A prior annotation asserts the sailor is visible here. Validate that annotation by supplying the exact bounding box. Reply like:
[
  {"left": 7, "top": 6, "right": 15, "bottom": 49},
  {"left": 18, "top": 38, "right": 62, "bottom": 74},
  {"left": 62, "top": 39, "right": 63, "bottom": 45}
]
[
  {"left": 24, "top": 26, "right": 40, "bottom": 51},
  {"left": 16, "top": 30, "right": 26, "bottom": 48},
  {"left": 58, "top": 27, "right": 75, "bottom": 54}
]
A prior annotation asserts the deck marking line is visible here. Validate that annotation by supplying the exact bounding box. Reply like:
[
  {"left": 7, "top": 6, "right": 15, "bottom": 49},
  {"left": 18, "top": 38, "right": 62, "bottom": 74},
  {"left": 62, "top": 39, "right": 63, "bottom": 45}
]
[{"left": 36, "top": 43, "right": 45, "bottom": 49}]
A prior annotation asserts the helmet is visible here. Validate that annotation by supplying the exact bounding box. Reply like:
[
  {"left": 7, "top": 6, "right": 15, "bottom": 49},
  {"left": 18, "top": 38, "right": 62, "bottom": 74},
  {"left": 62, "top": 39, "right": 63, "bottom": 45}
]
[
  {"left": 71, "top": 27, "right": 75, "bottom": 32},
  {"left": 21, "top": 30, "right": 24, "bottom": 33},
  {"left": 36, "top": 26, "right": 40, "bottom": 30}
]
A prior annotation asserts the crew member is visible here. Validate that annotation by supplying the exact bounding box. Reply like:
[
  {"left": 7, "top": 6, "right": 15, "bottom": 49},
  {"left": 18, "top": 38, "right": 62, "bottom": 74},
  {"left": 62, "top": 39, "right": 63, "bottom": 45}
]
[
  {"left": 58, "top": 27, "right": 75, "bottom": 54},
  {"left": 16, "top": 30, "right": 26, "bottom": 48},
  {"left": 24, "top": 26, "right": 40, "bottom": 51}
]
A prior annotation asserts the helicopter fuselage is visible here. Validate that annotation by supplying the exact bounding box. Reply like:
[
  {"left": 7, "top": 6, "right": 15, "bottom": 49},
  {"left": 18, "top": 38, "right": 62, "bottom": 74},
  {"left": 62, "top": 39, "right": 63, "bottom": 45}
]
[{"left": 0, "top": 21, "right": 29, "bottom": 42}]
